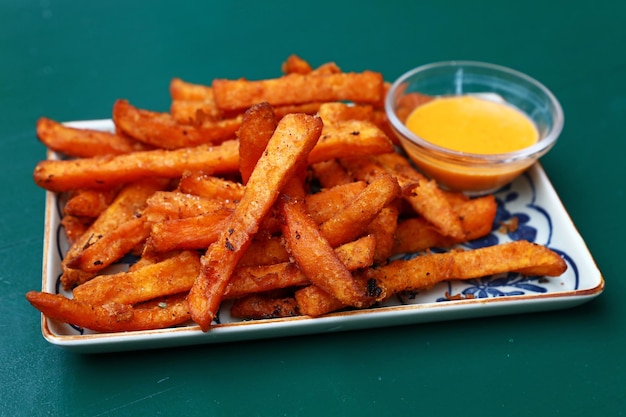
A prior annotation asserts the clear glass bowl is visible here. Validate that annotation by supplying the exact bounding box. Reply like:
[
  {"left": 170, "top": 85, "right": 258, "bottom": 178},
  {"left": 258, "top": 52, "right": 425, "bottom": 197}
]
[{"left": 385, "top": 61, "right": 564, "bottom": 195}]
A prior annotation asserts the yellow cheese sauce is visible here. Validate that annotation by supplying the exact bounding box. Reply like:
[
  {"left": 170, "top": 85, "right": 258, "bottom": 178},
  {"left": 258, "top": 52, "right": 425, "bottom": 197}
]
[
  {"left": 405, "top": 95, "right": 538, "bottom": 154},
  {"left": 400, "top": 95, "right": 540, "bottom": 193}
]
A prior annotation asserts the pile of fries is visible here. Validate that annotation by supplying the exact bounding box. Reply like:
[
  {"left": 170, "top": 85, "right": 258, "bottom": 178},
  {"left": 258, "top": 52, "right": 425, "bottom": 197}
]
[{"left": 26, "top": 55, "right": 567, "bottom": 333}]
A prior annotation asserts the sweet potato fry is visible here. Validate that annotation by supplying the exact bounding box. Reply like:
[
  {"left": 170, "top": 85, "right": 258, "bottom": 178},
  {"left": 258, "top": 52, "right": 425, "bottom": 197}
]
[
  {"left": 61, "top": 178, "right": 168, "bottom": 289},
  {"left": 304, "top": 181, "right": 367, "bottom": 224},
  {"left": 33, "top": 139, "right": 239, "bottom": 192},
  {"left": 318, "top": 102, "right": 374, "bottom": 124},
  {"left": 177, "top": 172, "right": 245, "bottom": 201},
  {"left": 147, "top": 210, "right": 231, "bottom": 252},
  {"left": 212, "top": 71, "right": 384, "bottom": 113},
  {"left": 279, "top": 193, "right": 373, "bottom": 309},
  {"left": 281, "top": 54, "right": 313, "bottom": 75},
  {"left": 343, "top": 153, "right": 465, "bottom": 239},
  {"left": 311, "top": 159, "right": 353, "bottom": 188},
  {"left": 370, "top": 240, "right": 568, "bottom": 297},
  {"left": 230, "top": 294, "right": 299, "bottom": 320},
  {"left": 67, "top": 216, "right": 151, "bottom": 272},
  {"left": 188, "top": 113, "right": 323, "bottom": 331},
  {"left": 60, "top": 215, "right": 91, "bottom": 245},
  {"left": 143, "top": 191, "right": 236, "bottom": 222},
  {"left": 366, "top": 203, "right": 401, "bottom": 264},
  {"left": 26, "top": 291, "right": 190, "bottom": 332},
  {"left": 294, "top": 285, "right": 347, "bottom": 317},
  {"left": 113, "top": 100, "right": 240, "bottom": 149},
  {"left": 319, "top": 173, "right": 400, "bottom": 247},
  {"left": 63, "top": 188, "right": 119, "bottom": 218},
  {"left": 227, "top": 235, "right": 377, "bottom": 298},
  {"left": 392, "top": 194, "right": 497, "bottom": 254},
  {"left": 73, "top": 251, "right": 201, "bottom": 305},
  {"left": 308, "top": 120, "right": 393, "bottom": 164},
  {"left": 237, "top": 102, "right": 277, "bottom": 184},
  {"left": 170, "top": 77, "right": 214, "bottom": 101},
  {"left": 37, "top": 117, "right": 149, "bottom": 157}
]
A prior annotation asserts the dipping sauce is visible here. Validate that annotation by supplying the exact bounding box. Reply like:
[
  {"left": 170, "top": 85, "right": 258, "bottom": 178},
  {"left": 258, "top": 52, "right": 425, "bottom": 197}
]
[
  {"left": 398, "top": 94, "right": 541, "bottom": 194},
  {"left": 405, "top": 95, "right": 539, "bottom": 154}
]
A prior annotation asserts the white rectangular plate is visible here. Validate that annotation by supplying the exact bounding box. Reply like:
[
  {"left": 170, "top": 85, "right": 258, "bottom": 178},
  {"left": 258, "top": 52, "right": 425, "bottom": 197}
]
[{"left": 38, "top": 119, "right": 604, "bottom": 353}]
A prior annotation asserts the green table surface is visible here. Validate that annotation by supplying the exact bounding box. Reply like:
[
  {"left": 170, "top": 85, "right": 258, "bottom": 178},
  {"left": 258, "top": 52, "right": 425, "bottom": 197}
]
[{"left": 2, "top": 1, "right": 624, "bottom": 416}]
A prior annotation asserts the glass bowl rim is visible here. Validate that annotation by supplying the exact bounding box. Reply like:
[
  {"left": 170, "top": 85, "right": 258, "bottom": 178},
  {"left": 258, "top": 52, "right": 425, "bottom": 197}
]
[{"left": 384, "top": 60, "right": 565, "bottom": 163}]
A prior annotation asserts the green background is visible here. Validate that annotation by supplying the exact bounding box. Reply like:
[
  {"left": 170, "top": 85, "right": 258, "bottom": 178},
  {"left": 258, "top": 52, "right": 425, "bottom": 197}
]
[{"left": 1, "top": 1, "right": 624, "bottom": 416}]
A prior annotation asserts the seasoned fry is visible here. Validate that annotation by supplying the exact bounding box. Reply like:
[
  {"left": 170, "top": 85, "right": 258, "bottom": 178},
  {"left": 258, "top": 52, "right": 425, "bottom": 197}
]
[
  {"left": 370, "top": 240, "right": 568, "bottom": 297},
  {"left": 37, "top": 117, "right": 149, "bottom": 157},
  {"left": 342, "top": 154, "right": 465, "bottom": 239},
  {"left": 170, "top": 77, "right": 214, "bottom": 101},
  {"left": 227, "top": 235, "right": 377, "bottom": 298},
  {"left": 188, "top": 113, "right": 323, "bottom": 331},
  {"left": 282, "top": 54, "right": 314, "bottom": 75},
  {"left": 392, "top": 194, "right": 497, "bottom": 254},
  {"left": 147, "top": 211, "right": 231, "bottom": 252},
  {"left": 212, "top": 71, "right": 384, "bottom": 113},
  {"left": 67, "top": 216, "right": 150, "bottom": 272},
  {"left": 308, "top": 120, "right": 393, "bottom": 164},
  {"left": 311, "top": 159, "right": 352, "bottom": 188},
  {"left": 64, "top": 188, "right": 119, "bottom": 218},
  {"left": 144, "top": 191, "right": 236, "bottom": 222},
  {"left": 61, "top": 178, "right": 168, "bottom": 289},
  {"left": 177, "top": 172, "right": 245, "bottom": 201},
  {"left": 230, "top": 294, "right": 299, "bottom": 320},
  {"left": 113, "top": 99, "right": 240, "bottom": 149},
  {"left": 237, "top": 102, "right": 277, "bottom": 184},
  {"left": 319, "top": 173, "right": 400, "bottom": 247},
  {"left": 26, "top": 291, "right": 190, "bottom": 332},
  {"left": 279, "top": 192, "right": 373, "bottom": 309},
  {"left": 33, "top": 139, "right": 239, "bottom": 192},
  {"left": 60, "top": 215, "right": 91, "bottom": 245},
  {"left": 73, "top": 251, "right": 201, "bottom": 305}
]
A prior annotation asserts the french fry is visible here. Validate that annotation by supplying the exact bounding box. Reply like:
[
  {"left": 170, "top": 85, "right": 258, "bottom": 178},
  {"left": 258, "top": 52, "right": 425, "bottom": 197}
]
[
  {"left": 392, "top": 194, "right": 497, "bottom": 254},
  {"left": 170, "top": 77, "right": 214, "bottom": 101},
  {"left": 310, "top": 159, "right": 353, "bottom": 188},
  {"left": 294, "top": 285, "right": 348, "bottom": 317},
  {"left": 366, "top": 203, "right": 401, "bottom": 265},
  {"left": 370, "top": 240, "right": 568, "bottom": 297},
  {"left": 342, "top": 154, "right": 465, "bottom": 239},
  {"left": 281, "top": 54, "right": 314, "bottom": 75},
  {"left": 73, "top": 251, "right": 201, "bottom": 305},
  {"left": 279, "top": 191, "right": 373, "bottom": 309},
  {"left": 230, "top": 294, "right": 299, "bottom": 320},
  {"left": 212, "top": 71, "right": 384, "bottom": 113},
  {"left": 177, "top": 172, "right": 245, "bottom": 201},
  {"left": 113, "top": 99, "right": 241, "bottom": 149},
  {"left": 60, "top": 215, "right": 91, "bottom": 245},
  {"left": 67, "top": 216, "right": 150, "bottom": 273},
  {"left": 143, "top": 191, "right": 236, "bottom": 222},
  {"left": 188, "top": 113, "right": 323, "bottom": 331},
  {"left": 60, "top": 178, "right": 168, "bottom": 289},
  {"left": 147, "top": 210, "right": 231, "bottom": 252},
  {"left": 37, "top": 117, "right": 150, "bottom": 157},
  {"left": 318, "top": 102, "right": 374, "bottom": 124},
  {"left": 227, "top": 235, "right": 377, "bottom": 298},
  {"left": 33, "top": 139, "right": 240, "bottom": 192},
  {"left": 319, "top": 173, "right": 400, "bottom": 247},
  {"left": 26, "top": 291, "right": 190, "bottom": 332},
  {"left": 63, "top": 188, "right": 119, "bottom": 218},
  {"left": 237, "top": 102, "right": 277, "bottom": 184},
  {"left": 308, "top": 119, "right": 393, "bottom": 164}
]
